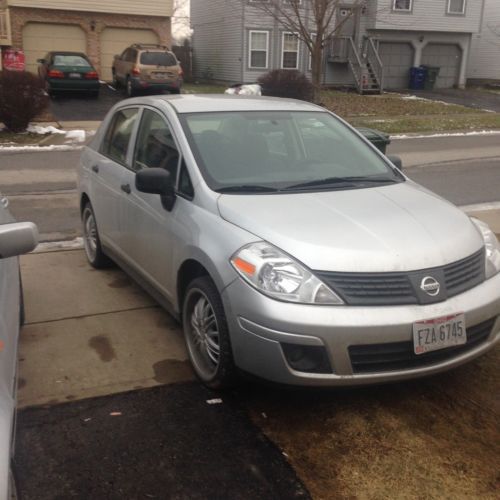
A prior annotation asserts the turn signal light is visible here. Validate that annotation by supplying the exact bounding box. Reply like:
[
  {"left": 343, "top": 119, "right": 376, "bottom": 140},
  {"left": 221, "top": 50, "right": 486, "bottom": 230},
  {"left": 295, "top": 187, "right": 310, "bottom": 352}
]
[{"left": 47, "top": 69, "right": 64, "bottom": 78}]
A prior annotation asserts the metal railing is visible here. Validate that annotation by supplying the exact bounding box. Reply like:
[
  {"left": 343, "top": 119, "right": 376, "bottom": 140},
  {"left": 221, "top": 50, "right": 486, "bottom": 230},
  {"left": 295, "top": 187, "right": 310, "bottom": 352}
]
[
  {"left": 365, "top": 37, "right": 384, "bottom": 90},
  {"left": 346, "top": 37, "right": 364, "bottom": 93},
  {"left": 0, "top": 9, "right": 11, "bottom": 45}
]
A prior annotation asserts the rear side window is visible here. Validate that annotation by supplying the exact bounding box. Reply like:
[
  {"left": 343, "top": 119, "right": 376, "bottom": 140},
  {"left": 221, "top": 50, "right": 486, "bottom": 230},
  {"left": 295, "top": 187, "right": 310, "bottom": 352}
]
[
  {"left": 140, "top": 52, "right": 177, "bottom": 67},
  {"left": 53, "top": 55, "right": 89, "bottom": 66},
  {"left": 102, "top": 108, "right": 139, "bottom": 165}
]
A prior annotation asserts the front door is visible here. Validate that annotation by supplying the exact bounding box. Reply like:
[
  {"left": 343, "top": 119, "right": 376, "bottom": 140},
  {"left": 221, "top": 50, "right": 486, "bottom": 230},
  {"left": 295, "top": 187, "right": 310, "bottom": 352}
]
[{"left": 120, "top": 108, "right": 182, "bottom": 302}]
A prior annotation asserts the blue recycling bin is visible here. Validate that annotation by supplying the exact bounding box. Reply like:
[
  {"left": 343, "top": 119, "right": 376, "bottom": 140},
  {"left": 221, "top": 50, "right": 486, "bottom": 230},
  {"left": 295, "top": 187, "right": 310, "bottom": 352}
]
[{"left": 409, "top": 66, "right": 427, "bottom": 90}]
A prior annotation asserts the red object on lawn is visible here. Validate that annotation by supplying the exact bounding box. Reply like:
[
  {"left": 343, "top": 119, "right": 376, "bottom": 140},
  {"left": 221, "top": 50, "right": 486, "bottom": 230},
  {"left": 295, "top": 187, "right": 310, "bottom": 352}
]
[{"left": 2, "top": 48, "right": 25, "bottom": 71}]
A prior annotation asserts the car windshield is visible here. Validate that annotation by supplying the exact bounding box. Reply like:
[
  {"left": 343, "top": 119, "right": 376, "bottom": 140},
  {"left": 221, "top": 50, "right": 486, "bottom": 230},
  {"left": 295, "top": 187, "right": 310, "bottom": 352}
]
[
  {"left": 53, "top": 55, "right": 90, "bottom": 67},
  {"left": 140, "top": 52, "right": 177, "bottom": 66},
  {"left": 180, "top": 111, "right": 403, "bottom": 193}
]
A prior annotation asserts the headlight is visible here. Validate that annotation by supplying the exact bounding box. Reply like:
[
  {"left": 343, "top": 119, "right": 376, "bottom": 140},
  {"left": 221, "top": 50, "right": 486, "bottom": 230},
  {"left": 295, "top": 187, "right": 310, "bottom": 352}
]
[
  {"left": 230, "top": 242, "right": 344, "bottom": 305},
  {"left": 471, "top": 218, "right": 500, "bottom": 279}
]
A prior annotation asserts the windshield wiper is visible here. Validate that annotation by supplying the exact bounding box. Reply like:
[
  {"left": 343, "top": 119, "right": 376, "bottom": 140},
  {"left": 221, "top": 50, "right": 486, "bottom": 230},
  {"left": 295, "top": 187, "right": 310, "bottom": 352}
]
[
  {"left": 216, "top": 185, "right": 279, "bottom": 193},
  {"left": 284, "top": 176, "right": 399, "bottom": 191}
]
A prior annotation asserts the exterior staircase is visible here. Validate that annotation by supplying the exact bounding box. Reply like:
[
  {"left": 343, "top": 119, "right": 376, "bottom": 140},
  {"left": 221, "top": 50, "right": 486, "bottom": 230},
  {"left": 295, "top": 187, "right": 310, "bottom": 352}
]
[{"left": 328, "top": 36, "right": 383, "bottom": 95}]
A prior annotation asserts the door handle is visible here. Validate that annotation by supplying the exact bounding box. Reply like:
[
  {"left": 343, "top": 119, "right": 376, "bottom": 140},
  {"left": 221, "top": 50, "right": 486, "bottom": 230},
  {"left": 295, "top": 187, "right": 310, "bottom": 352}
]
[
  {"left": 121, "top": 183, "right": 131, "bottom": 194},
  {"left": 91, "top": 165, "right": 99, "bottom": 174}
]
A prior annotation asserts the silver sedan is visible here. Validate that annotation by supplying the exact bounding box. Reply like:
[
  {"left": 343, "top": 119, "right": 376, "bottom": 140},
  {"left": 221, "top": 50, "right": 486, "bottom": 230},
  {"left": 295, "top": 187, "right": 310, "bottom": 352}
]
[{"left": 77, "top": 95, "right": 500, "bottom": 389}]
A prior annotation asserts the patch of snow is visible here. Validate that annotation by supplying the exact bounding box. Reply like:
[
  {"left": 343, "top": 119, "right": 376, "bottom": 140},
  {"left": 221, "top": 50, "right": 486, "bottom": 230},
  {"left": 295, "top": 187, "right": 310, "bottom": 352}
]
[
  {"left": 33, "top": 237, "right": 84, "bottom": 253},
  {"left": 0, "top": 144, "right": 83, "bottom": 153},
  {"left": 27, "top": 124, "right": 65, "bottom": 135},
  {"left": 392, "top": 130, "right": 500, "bottom": 140},
  {"left": 460, "top": 201, "right": 500, "bottom": 213},
  {"left": 65, "top": 130, "right": 86, "bottom": 143}
]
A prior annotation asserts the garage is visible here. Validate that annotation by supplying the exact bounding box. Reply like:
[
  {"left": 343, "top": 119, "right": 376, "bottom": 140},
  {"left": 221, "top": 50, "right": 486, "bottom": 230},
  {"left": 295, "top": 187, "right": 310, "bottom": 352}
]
[
  {"left": 100, "top": 27, "right": 159, "bottom": 81},
  {"left": 22, "top": 23, "right": 87, "bottom": 74},
  {"left": 421, "top": 43, "right": 461, "bottom": 88},
  {"left": 378, "top": 42, "right": 414, "bottom": 89}
]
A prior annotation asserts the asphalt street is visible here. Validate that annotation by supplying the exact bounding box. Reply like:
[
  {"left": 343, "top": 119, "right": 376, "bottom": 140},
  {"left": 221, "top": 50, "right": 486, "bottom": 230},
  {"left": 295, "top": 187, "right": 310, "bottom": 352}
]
[{"left": 1, "top": 137, "right": 499, "bottom": 242}]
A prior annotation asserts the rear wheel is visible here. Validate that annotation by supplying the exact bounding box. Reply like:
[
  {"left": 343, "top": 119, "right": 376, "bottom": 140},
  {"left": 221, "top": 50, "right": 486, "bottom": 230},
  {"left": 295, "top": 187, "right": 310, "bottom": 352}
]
[
  {"left": 126, "top": 77, "right": 135, "bottom": 97},
  {"left": 82, "top": 202, "right": 112, "bottom": 268},
  {"left": 182, "top": 276, "right": 237, "bottom": 389},
  {"left": 112, "top": 71, "right": 119, "bottom": 89}
]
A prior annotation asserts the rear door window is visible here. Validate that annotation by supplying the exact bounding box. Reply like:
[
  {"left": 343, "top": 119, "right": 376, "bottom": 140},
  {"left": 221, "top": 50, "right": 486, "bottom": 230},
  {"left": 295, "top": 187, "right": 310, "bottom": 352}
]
[
  {"left": 102, "top": 108, "right": 139, "bottom": 166},
  {"left": 140, "top": 52, "right": 177, "bottom": 67}
]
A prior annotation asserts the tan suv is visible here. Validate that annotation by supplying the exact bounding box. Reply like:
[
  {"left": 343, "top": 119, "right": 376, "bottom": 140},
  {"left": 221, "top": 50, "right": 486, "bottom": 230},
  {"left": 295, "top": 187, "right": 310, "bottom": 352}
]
[{"left": 112, "top": 44, "right": 183, "bottom": 97}]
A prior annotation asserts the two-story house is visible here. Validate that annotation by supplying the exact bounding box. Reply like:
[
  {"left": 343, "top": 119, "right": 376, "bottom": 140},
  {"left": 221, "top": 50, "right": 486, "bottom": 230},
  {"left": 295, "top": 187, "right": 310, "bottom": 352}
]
[
  {"left": 191, "top": 0, "right": 486, "bottom": 92},
  {"left": 0, "top": 0, "right": 173, "bottom": 80},
  {"left": 468, "top": 0, "right": 500, "bottom": 82}
]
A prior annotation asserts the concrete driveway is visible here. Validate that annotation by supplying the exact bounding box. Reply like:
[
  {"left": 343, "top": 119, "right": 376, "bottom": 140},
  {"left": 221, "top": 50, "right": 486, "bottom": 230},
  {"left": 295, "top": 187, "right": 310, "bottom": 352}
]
[{"left": 18, "top": 248, "right": 193, "bottom": 408}]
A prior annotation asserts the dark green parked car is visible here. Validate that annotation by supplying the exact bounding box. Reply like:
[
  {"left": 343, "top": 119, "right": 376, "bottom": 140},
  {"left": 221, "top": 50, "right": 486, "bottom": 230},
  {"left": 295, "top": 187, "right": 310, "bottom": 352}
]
[{"left": 37, "top": 51, "right": 100, "bottom": 97}]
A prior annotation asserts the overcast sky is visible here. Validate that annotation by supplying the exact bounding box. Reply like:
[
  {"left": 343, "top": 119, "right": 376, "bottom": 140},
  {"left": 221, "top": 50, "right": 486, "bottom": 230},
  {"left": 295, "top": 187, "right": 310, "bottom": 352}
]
[{"left": 172, "top": 0, "right": 192, "bottom": 41}]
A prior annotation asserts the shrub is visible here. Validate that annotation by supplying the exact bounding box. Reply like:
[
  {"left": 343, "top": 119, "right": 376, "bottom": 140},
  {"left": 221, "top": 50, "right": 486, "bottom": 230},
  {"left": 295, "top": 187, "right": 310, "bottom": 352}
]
[
  {"left": 0, "top": 71, "right": 49, "bottom": 133},
  {"left": 258, "top": 69, "right": 314, "bottom": 102}
]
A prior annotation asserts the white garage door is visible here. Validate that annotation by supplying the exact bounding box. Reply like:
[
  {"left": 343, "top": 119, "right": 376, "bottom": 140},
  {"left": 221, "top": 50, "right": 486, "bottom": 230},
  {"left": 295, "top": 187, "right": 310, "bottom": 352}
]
[
  {"left": 100, "top": 28, "right": 159, "bottom": 81},
  {"left": 378, "top": 42, "right": 414, "bottom": 90},
  {"left": 23, "top": 23, "right": 87, "bottom": 74},
  {"left": 422, "top": 44, "right": 461, "bottom": 89}
]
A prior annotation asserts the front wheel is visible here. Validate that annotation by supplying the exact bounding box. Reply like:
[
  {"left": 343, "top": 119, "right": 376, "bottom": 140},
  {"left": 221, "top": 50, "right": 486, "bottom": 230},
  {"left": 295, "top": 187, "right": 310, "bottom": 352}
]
[
  {"left": 82, "top": 202, "right": 112, "bottom": 268},
  {"left": 182, "top": 276, "right": 237, "bottom": 389}
]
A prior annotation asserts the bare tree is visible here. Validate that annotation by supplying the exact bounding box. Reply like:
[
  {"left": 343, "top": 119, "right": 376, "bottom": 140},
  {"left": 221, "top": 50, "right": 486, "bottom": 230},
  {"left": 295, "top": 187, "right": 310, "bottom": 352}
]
[
  {"left": 250, "top": 0, "right": 365, "bottom": 100},
  {"left": 172, "top": 0, "right": 192, "bottom": 44}
]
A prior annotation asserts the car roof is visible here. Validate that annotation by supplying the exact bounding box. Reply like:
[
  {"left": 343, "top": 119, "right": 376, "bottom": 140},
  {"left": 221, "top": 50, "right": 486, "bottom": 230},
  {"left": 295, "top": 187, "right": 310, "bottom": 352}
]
[
  {"left": 131, "top": 94, "right": 325, "bottom": 114},
  {"left": 49, "top": 51, "right": 89, "bottom": 57}
]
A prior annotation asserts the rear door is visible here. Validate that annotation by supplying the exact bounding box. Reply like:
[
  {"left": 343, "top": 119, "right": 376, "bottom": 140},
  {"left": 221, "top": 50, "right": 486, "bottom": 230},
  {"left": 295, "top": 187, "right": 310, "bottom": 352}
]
[{"left": 89, "top": 107, "right": 140, "bottom": 253}]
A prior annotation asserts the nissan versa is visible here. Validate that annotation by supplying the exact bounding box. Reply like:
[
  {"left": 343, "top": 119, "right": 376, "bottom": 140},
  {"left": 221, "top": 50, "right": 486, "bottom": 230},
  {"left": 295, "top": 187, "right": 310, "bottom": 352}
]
[{"left": 77, "top": 95, "right": 500, "bottom": 388}]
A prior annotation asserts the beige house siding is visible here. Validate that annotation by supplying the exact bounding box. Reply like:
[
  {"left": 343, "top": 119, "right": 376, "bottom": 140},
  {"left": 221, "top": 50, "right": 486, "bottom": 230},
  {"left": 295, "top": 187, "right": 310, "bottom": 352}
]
[{"left": 7, "top": 0, "right": 173, "bottom": 17}]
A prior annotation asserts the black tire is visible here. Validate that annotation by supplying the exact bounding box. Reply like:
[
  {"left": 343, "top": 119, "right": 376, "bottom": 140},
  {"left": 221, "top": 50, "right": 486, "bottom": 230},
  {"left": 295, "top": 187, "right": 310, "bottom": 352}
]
[
  {"left": 126, "top": 77, "right": 135, "bottom": 97},
  {"left": 182, "top": 276, "right": 237, "bottom": 389},
  {"left": 82, "top": 202, "right": 112, "bottom": 269},
  {"left": 112, "top": 71, "right": 120, "bottom": 89}
]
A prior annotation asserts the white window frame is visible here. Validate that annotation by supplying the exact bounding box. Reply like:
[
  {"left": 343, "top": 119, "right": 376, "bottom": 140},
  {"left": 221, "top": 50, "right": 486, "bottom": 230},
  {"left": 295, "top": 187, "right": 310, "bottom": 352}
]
[
  {"left": 392, "top": 0, "right": 412, "bottom": 11},
  {"left": 281, "top": 32, "right": 300, "bottom": 70},
  {"left": 447, "top": 0, "right": 466, "bottom": 15},
  {"left": 248, "top": 30, "right": 269, "bottom": 69},
  {"left": 283, "top": 0, "right": 302, "bottom": 5}
]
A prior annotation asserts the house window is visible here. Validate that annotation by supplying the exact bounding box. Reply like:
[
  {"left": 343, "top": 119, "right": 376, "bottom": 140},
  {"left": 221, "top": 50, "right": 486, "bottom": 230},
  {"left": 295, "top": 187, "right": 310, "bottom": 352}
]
[
  {"left": 249, "top": 31, "right": 269, "bottom": 69},
  {"left": 393, "top": 0, "right": 412, "bottom": 11},
  {"left": 282, "top": 32, "right": 299, "bottom": 69},
  {"left": 448, "top": 0, "right": 465, "bottom": 14},
  {"left": 283, "top": 0, "right": 302, "bottom": 5}
]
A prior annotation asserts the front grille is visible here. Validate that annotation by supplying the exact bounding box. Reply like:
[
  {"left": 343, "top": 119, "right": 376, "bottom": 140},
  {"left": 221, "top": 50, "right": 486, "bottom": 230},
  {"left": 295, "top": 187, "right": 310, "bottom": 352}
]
[
  {"left": 315, "top": 249, "right": 485, "bottom": 306},
  {"left": 348, "top": 317, "right": 496, "bottom": 374},
  {"left": 444, "top": 250, "right": 485, "bottom": 298},
  {"left": 315, "top": 272, "right": 416, "bottom": 305}
]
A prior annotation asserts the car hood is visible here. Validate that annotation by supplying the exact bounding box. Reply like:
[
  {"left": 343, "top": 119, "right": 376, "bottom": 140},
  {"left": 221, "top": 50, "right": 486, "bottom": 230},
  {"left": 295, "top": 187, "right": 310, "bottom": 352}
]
[{"left": 217, "top": 182, "right": 483, "bottom": 272}]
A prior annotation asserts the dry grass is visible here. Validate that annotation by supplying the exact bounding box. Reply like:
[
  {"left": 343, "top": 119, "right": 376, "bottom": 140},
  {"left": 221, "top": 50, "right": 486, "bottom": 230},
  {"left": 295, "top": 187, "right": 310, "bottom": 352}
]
[
  {"left": 240, "top": 346, "right": 500, "bottom": 500},
  {"left": 320, "top": 90, "right": 479, "bottom": 118},
  {"left": 0, "top": 130, "right": 45, "bottom": 145}
]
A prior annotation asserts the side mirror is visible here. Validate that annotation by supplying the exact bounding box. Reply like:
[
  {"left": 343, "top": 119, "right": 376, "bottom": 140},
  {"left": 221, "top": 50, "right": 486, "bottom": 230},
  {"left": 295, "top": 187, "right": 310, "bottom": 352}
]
[
  {"left": 136, "top": 168, "right": 176, "bottom": 211},
  {"left": 387, "top": 155, "right": 403, "bottom": 171},
  {"left": 0, "top": 222, "right": 38, "bottom": 259}
]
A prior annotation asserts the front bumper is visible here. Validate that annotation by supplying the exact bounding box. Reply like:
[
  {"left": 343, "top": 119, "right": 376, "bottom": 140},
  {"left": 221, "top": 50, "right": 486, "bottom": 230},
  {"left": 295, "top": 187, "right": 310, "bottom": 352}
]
[{"left": 221, "top": 272, "right": 500, "bottom": 386}]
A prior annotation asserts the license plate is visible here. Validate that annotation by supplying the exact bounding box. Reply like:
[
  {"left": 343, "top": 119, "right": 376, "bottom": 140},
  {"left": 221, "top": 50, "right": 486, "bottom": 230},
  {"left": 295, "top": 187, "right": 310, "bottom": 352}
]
[
  {"left": 413, "top": 313, "right": 466, "bottom": 355},
  {"left": 69, "top": 72, "right": 81, "bottom": 79},
  {"left": 153, "top": 72, "right": 168, "bottom": 79}
]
